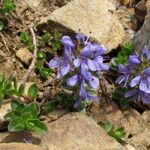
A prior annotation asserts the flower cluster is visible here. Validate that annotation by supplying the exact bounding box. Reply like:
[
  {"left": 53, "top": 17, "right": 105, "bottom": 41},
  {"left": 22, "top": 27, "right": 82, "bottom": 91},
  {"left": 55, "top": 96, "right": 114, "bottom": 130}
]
[
  {"left": 48, "top": 33, "right": 109, "bottom": 107},
  {"left": 116, "top": 46, "right": 150, "bottom": 104}
]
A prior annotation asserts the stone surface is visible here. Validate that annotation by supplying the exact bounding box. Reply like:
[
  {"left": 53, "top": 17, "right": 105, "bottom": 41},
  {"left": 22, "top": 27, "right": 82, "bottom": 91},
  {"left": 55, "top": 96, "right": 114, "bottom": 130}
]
[
  {"left": 23, "top": 0, "right": 43, "bottom": 8},
  {"left": 127, "top": 128, "right": 150, "bottom": 150},
  {"left": 133, "top": 0, "right": 150, "bottom": 52},
  {"left": 88, "top": 102, "right": 146, "bottom": 136},
  {"left": 42, "top": 113, "right": 122, "bottom": 150},
  {"left": 142, "top": 110, "right": 150, "bottom": 124},
  {"left": 0, "top": 143, "right": 43, "bottom": 150},
  {"left": 0, "top": 113, "right": 122, "bottom": 150},
  {"left": 16, "top": 47, "right": 32, "bottom": 65},
  {"left": 37, "top": 0, "right": 125, "bottom": 53},
  {"left": 0, "top": 103, "right": 11, "bottom": 130}
]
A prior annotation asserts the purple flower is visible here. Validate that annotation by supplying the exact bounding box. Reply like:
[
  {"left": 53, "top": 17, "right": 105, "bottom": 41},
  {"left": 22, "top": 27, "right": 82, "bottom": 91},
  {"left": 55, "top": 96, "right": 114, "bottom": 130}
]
[
  {"left": 143, "top": 46, "right": 150, "bottom": 60},
  {"left": 116, "top": 64, "right": 131, "bottom": 86},
  {"left": 130, "top": 67, "right": 150, "bottom": 94},
  {"left": 74, "top": 82, "right": 98, "bottom": 108},
  {"left": 48, "top": 33, "right": 109, "bottom": 107},
  {"left": 128, "top": 54, "right": 141, "bottom": 65},
  {"left": 48, "top": 56, "right": 71, "bottom": 78},
  {"left": 61, "top": 36, "right": 75, "bottom": 59},
  {"left": 125, "top": 89, "right": 150, "bottom": 104},
  {"left": 67, "top": 71, "right": 99, "bottom": 90}
]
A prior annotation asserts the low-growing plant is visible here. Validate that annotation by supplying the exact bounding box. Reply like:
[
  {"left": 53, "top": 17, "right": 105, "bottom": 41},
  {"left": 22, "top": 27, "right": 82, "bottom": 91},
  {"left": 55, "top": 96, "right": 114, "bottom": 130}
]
[
  {"left": 40, "top": 31, "right": 62, "bottom": 52},
  {"left": 116, "top": 46, "right": 150, "bottom": 104},
  {"left": 20, "top": 32, "right": 34, "bottom": 51},
  {"left": 0, "top": 74, "right": 24, "bottom": 107},
  {"left": 0, "top": 73, "right": 47, "bottom": 134},
  {"left": 48, "top": 33, "right": 109, "bottom": 108},
  {"left": 4, "top": 100, "right": 47, "bottom": 134},
  {"left": 111, "top": 43, "right": 133, "bottom": 68},
  {"left": 98, "top": 121, "right": 126, "bottom": 143},
  {"left": 1, "top": 0, "right": 16, "bottom": 15},
  {"left": 0, "top": 0, "right": 16, "bottom": 31}
]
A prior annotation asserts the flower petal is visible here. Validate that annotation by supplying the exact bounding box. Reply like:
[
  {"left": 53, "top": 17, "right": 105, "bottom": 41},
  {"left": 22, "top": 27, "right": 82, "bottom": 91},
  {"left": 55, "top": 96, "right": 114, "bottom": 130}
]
[
  {"left": 139, "top": 79, "right": 150, "bottom": 93},
  {"left": 74, "top": 58, "right": 81, "bottom": 68},
  {"left": 116, "top": 75, "right": 126, "bottom": 84},
  {"left": 48, "top": 57, "right": 61, "bottom": 69},
  {"left": 130, "top": 76, "right": 141, "bottom": 87},
  {"left": 144, "top": 67, "right": 150, "bottom": 75},
  {"left": 142, "top": 93, "right": 150, "bottom": 104},
  {"left": 128, "top": 55, "right": 141, "bottom": 65},
  {"left": 67, "top": 75, "right": 79, "bottom": 86},
  {"left": 57, "top": 64, "right": 70, "bottom": 78},
  {"left": 61, "top": 36, "right": 75, "bottom": 47},
  {"left": 88, "top": 76, "right": 99, "bottom": 89},
  {"left": 125, "top": 90, "right": 138, "bottom": 98},
  {"left": 87, "top": 59, "right": 99, "bottom": 71}
]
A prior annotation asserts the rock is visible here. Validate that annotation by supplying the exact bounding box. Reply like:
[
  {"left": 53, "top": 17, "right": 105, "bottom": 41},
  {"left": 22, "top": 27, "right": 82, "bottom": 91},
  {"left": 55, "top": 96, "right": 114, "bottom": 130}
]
[
  {"left": 41, "top": 113, "right": 122, "bottom": 150},
  {"left": 37, "top": 0, "right": 125, "bottom": 53},
  {"left": 122, "top": 108, "right": 146, "bottom": 135},
  {"left": 23, "top": 0, "right": 43, "bottom": 8},
  {"left": 134, "top": 0, "right": 147, "bottom": 23},
  {"left": 133, "top": 0, "right": 150, "bottom": 52},
  {"left": 124, "top": 144, "right": 136, "bottom": 150},
  {"left": 142, "top": 110, "right": 150, "bottom": 124},
  {"left": 88, "top": 102, "right": 146, "bottom": 136},
  {"left": 16, "top": 47, "right": 32, "bottom": 65},
  {"left": 48, "top": 0, "right": 73, "bottom": 7},
  {"left": 0, "top": 143, "right": 43, "bottom": 150},
  {"left": 0, "top": 103, "right": 11, "bottom": 130},
  {"left": 108, "top": 0, "right": 120, "bottom": 8},
  {"left": 127, "top": 128, "right": 150, "bottom": 149},
  {"left": 44, "top": 109, "right": 69, "bottom": 122}
]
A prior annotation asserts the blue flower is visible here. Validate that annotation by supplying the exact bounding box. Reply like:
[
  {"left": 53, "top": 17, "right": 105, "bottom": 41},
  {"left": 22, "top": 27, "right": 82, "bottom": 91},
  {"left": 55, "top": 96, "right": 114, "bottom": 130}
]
[
  {"left": 48, "top": 56, "right": 71, "bottom": 78},
  {"left": 74, "top": 81, "right": 98, "bottom": 108},
  {"left": 61, "top": 36, "right": 75, "bottom": 59},
  {"left": 143, "top": 46, "right": 150, "bottom": 60},
  {"left": 116, "top": 64, "right": 131, "bottom": 86},
  {"left": 130, "top": 67, "right": 150, "bottom": 94},
  {"left": 125, "top": 89, "right": 150, "bottom": 104},
  {"left": 128, "top": 54, "right": 141, "bottom": 65}
]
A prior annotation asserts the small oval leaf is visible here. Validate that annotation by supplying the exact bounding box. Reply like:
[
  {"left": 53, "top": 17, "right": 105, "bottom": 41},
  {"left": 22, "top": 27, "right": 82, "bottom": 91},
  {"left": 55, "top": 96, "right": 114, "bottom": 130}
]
[{"left": 28, "top": 84, "right": 38, "bottom": 99}]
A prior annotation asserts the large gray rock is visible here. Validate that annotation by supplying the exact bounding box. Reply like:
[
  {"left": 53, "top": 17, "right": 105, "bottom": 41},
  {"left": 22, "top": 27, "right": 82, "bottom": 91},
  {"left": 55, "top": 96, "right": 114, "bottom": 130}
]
[
  {"left": 41, "top": 113, "right": 122, "bottom": 150},
  {"left": 0, "top": 113, "right": 122, "bottom": 150},
  {"left": 133, "top": 0, "right": 150, "bottom": 52},
  {"left": 0, "top": 143, "right": 43, "bottom": 150},
  {"left": 37, "top": 0, "right": 125, "bottom": 53}
]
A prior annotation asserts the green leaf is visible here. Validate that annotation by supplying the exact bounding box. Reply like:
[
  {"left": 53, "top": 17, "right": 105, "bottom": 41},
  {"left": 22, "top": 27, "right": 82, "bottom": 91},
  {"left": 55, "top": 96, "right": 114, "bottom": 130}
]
[
  {"left": 0, "top": 74, "right": 5, "bottom": 83},
  {"left": 38, "top": 67, "right": 53, "bottom": 79},
  {"left": 112, "top": 87, "right": 130, "bottom": 108},
  {"left": 8, "top": 118, "right": 25, "bottom": 132},
  {"left": 28, "top": 84, "right": 38, "bottom": 99},
  {"left": 11, "top": 100, "right": 25, "bottom": 112},
  {"left": 20, "top": 32, "right": 32, "bottom": 44},
  {"left": 42, "top": 100, "right": 58, "bottom": 113},
  {"left": 27, "top": 43, "right": 34, "bottom": 52},
  {"left": 17, "top": 84, "right": 25, "bottom": 96},
  {"left": 59, "top": 93, "right": 74, "bottom": 108},
  {"left": 22, "top": 112, "right": 34, "bottom": 121},
  {"left": 2, "top": 0, "right": 16, "bottom": 15},
  {"left": 26, "top": 119, "right": 47, "bottom": 134},
  {"left": 22, "top": 102, "right": 40, "bottom": 118},
  {"left": 98, "top": 122, "right": 113, "bottom": 133},
  {"left": 4, "top": 111, "right": 20, "bottom": 121},
  {"left": 41, "top": 32, "right": 52, "bottom": 46},
  {"left": 37, "top": 51, "right": 46, "bottom": 60},
  {"left": 0, "top": 21, "right": 4, "bottom": 31}
]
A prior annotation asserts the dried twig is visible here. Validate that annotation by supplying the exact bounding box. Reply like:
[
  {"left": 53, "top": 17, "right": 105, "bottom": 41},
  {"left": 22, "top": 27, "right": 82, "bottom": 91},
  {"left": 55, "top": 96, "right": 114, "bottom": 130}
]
[{"left": 21, "top": 26, "right": 37, "bottom": 85}]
